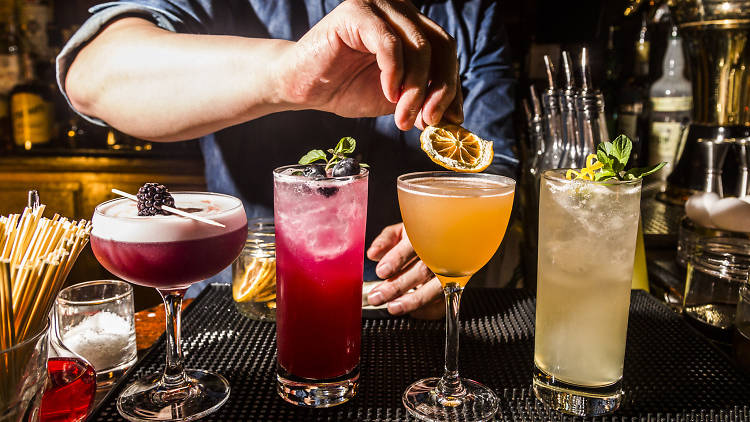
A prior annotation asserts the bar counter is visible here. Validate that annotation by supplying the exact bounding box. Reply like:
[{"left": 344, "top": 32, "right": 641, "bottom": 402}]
[{"left": 94, "top": 285, "right": 750, "bottom": 421}]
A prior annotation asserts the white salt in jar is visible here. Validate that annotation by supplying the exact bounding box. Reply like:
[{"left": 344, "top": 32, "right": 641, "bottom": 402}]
[{"left": 55, "top": 280, "right": 137, "bottom": 388}]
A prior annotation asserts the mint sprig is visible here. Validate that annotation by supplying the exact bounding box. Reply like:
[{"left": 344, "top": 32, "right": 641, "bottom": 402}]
[
  {"left": 593, "top": 135, "right": 665, "bottom": 181},
  {"left": 298, "top": 137, "right": 369, "bottom": 170}
]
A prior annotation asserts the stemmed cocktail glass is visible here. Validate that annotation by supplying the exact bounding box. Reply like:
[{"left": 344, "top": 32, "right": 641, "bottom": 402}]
[
  {"left": 91, "top": 192, "right": 247, "bottom": 421},
  {"left": 397, "top": 172, "right": 515, "bottom": 422}
]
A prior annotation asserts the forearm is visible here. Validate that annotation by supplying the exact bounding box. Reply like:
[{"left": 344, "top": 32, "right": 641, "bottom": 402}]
[{"left": 65, "top": 18, "right": 294, "bottom": 142}]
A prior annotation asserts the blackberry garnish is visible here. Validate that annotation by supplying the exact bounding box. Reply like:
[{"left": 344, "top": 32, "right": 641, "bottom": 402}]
[
  {"left": 303, "top": 164, "right": 326, "bottom": 179},
  {"left": 332, "top": 158, "right": 360, "bottom": 177},
  {"left": 137, "top": 183, "right": 175, "bottom": 216},
  {"left": 317, "top": 187, "right": 339, "bottom": 197}
]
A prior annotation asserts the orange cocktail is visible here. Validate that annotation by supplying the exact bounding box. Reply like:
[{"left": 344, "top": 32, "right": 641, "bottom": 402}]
[
  {"left": 397, "top": 171, "right": 515, "bottom": 422},
  {"left": 398, "top": 175, "right": 514, "bottom": 287}
]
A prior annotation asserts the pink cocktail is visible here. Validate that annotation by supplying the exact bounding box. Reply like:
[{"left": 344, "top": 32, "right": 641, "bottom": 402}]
[
  {"left": 273, "top": 165, "right": 368, "bottom": 408},
  {"left": 91, "top": 192, "right": 246, "bottom": 421}
]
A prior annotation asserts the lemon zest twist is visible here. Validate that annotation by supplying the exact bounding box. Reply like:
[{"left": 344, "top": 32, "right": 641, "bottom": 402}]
[{"left": 565, "top": 154, "right": 603, "bottom": 181}]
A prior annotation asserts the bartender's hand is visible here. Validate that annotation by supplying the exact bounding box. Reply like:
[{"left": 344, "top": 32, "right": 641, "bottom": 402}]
[
  {"left": 281, "top": 0, "right": 464, "bottom": 131},
  {"left": 366, "top": 223, "right": 444, "bottom": 319},
  {"left": 66, "top": 0, "right": 462, "bottom": 141}
]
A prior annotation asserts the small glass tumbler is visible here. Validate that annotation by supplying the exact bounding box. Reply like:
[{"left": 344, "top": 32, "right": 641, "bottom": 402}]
[
  {"left": 0, "top": 320, "right": 48, "bottom": 422},
  {"left": 684, "top": 238, "right": 750, "bottom": 343},
  {"left": 734, "top": 284, "right": 750, "bottom": 373},
  {"left": 232, "top": 218, "right": 276, "bottom": 321},
  {"left": 55, "top": 280, "right": 137, "bottom": 388}
]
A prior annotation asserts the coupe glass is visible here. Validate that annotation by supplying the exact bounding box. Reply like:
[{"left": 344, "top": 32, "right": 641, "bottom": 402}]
[
  {"left": 397, "top": 171, "right": 515, "bottom": 422},
  {"left": 91, "top": 192, "right": 247, "bottom": 421}
]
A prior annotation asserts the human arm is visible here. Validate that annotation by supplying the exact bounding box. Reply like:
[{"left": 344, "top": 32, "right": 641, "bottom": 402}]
[{"left": 63, "top": 0, "right": 463, "bottom": 142}]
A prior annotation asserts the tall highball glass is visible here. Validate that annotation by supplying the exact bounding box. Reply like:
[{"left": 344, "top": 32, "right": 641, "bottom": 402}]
[{"left": 533, "top": 170, "right": 642, "bottom": 416}]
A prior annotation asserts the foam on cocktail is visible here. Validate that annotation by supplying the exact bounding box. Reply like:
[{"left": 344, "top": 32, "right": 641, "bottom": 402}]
[{"left": 92, "top": 193, "right": 246, "bottom": 243}]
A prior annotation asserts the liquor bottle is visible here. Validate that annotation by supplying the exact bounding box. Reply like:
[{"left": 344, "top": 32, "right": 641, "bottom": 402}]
[
  {"left": 0, "top": 1, "right": 20, "bottom": 150},
  {"left": 602, "top": 26, "right": 621, "bottom": 138},
  {"left": 10, "top": 51, "right": 53, "bottom": 150},
  {"left": 648, "top": 26, "right": 691, "bottom": 182},
  {"left": 17, "top": 0, "right": 52, "bottom": 61},
  {"left": 617, "top": 14, "right": 651, "bottom": 167}
]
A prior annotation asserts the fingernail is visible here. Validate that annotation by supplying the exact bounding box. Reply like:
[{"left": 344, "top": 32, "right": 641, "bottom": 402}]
[
  {"left": 388, "top": 300, "right": 404, "bottom": 315},
  {"left": 368, "top": 291, "right": 384, "bottom": 306},
  {"left": 376, "top": 263, "right": 392, "bottom": 278},
  {"left": 430, "top": 110, "right": 443, "bottom": 125}
]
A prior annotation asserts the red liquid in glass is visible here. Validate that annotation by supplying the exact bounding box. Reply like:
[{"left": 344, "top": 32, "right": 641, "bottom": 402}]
[
  {"left": 275, "top": 231, "right": 364, "bottom": 380},
  {"left": 91, "top": 227, "right": 246, "bottom": 289},
  {"left": 40, "top": 357, "right": 96, "bottom": 422}
]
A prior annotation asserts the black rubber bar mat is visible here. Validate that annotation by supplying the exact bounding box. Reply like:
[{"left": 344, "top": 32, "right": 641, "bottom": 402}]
[{"left": 89, "top": 285, "right": 750, "bottom": 421}]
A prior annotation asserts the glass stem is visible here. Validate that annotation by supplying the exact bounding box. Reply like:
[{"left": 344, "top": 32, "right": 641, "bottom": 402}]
[
  {"left": 159, "top": 289, "right": 188, "bottom": 388},
  {"left": 438, "top": 282, "right": 465, "bottom": 397}
]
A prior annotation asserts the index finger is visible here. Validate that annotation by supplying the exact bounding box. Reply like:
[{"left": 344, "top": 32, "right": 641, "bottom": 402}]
[
  {"left": 417, "top": 15, "right": 459, "bottom": 126},
  {"left": 366, "top": 223, "right": 404, "bottom": 261}
]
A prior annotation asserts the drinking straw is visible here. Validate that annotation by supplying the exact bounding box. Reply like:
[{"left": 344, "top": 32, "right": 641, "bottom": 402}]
[{"left": 0, "top": 195, "right": 91, "bottom": 407}]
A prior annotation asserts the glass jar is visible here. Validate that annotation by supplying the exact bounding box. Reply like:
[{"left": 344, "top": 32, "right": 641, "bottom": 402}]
[
  {"left": 684, "top": 237, "right": 750, "bottom": 343},
  {"left": 232, "top": 218, "right": 276, "bottom": 321},
  {"left": 734, "top": 284, "right": 750, "bottom": 373}
]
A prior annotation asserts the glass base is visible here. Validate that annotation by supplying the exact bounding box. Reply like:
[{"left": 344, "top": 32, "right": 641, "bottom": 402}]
[
  {"left": 276, "top": 364, "right": 358, "bottom": 408},
  {"left": 116, "top": 369, "right": 230, "bottom": 421},
  {"left": 402, "top": 377, "right": 499, "bottom": 422},
  {"left": 97, "top": 356, "right": 139, "bottom": 389},
  {"left": 532, "top": 365, "right": 623, "bottom": 417},
  {"left": 234, "top": 300, "right": 276, "bottom": 322}
]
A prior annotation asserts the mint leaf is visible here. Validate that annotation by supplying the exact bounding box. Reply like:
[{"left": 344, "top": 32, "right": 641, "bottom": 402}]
[
  {"left": 611, "top": 135, "right": 632, "bottom": 168},
  {"left": 596, "top": 148, "right": 613, "bottom": 169},
  {"left": 298, "top": 149, "right": 327, "bottom": 165},
  {"left": 624, "top": 162, "right": 666, "bottom": 180},
  {"left": 593, "top": 169, "right": 616, "bottom": 181},
  {"left": 334, "top": 137, "right": 356, "bottom": 155},
  {"left": 298, "top": 137, "right": 369, "bottom": 171},
  {"left": 586, "top": 134, "right": 665, "bottom": 181}
]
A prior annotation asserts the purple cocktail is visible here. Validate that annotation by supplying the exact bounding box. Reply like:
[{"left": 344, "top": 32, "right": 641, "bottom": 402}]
[{"left": 91, "top": 192, "right": 246, "bottom": 421}]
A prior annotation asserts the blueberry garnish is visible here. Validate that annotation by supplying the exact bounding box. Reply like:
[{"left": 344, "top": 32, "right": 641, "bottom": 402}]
[
  {"left": 137, "top": 183, "right": 175, "bottom": 216},
  {"left": 317, "top": 187, "right": 339, "bottom": 197},
  {"left": 332, "top": 158, "right": 360, "bottom": 177},
  {"left": 303, "top": 164, "right": 326, "bottom": 179}
]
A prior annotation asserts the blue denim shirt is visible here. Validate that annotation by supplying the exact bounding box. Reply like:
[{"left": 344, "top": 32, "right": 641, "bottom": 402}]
[{"left": 57, "top": 0, "right": 517, "bottom": 293}]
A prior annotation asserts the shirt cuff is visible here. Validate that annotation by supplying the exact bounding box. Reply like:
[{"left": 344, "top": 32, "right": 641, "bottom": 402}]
[{"left": 55, "top": 3, "right": 181, "bottom": 126}]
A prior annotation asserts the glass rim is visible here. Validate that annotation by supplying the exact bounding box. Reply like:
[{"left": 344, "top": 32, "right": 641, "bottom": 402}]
[
  {"left": 56, "top": 279, "right": 133, "bottom": 306},
  {"left": 0, "top": 317, "right": 49, "bottom": 355},
  {"left": 541, "top": 169, "right": 643, "bottom": 186},
  {"left": 93, "top": 191, "right": 244, "bottom": 220},
  {"left": 272, "top": 164, "right": 369, "bottom": 182},
  {"left": 396, "top": 171, "right": 516, "bottom": 194}
]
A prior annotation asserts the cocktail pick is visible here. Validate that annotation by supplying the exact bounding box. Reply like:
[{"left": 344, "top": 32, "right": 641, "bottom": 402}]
[{"left": 111, "top": 189, "right": 226, "bottom": 228}]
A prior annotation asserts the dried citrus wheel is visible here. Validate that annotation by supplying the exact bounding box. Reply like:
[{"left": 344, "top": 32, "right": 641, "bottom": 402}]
[
  {"left": 420, "top": 123, "right": 494, "bottom": 172},
  {"left": 233, "top": 257, "right": 276, "bottom": 303}
]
